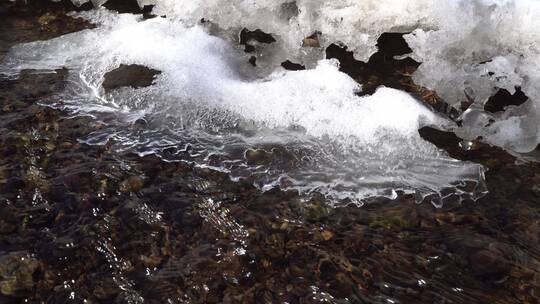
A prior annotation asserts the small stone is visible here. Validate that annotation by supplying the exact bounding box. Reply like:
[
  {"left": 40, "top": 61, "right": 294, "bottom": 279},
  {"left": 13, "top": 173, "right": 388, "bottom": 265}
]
[
  {"left": 245, "top": 149, "right": 273, "bottom": 166},
  {"left": 119, "top": 176, "right": 144, "bottom": 193},
  {"left": 304, "top": 201, "right": 329, "bottom": 221},
  {"left": 469, "top": 249, "right": 511, "bottom": 278},
  {"left": 140, "top": 254, "right": 162, "bottom": 268},
  {"left": 0, "top": 252, "right": 40, "bottom": 297},
  {"left": 321, "top": 230, "right": 334, "bottom": 241},
  {"left": 38, "top": 13, "right": 56, "bottom": 26},
  {"left": 2, "top": 104, "right": 13, "bottom": 112},
  {"left": 302, "top": 32, "right": 321, "bottom": 47},
  {"left": 45, "top": 142, "right": 56, "bottom": 152}
]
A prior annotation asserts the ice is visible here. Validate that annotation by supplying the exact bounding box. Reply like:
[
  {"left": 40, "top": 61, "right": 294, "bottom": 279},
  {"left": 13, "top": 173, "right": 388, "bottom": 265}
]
[
  {"left": 150, "top": 0, "right": 438, "bottom": 65},
  {"left": 0, "top": 10, "right": 485, "bottom": 204},
  {"left": 404, "top": 0, "right": 540, "bottom": 153}
]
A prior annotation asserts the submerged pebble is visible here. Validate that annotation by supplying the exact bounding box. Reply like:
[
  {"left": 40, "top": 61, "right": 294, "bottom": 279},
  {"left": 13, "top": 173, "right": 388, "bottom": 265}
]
[{"left": 0, "top": 252, "right": 40, "bottom": 297}]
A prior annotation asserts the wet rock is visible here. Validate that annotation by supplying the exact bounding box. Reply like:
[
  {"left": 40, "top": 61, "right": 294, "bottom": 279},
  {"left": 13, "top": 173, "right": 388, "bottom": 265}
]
[
  {"left": 264, "top": 233, "right": 286, "bottom": 258},
  {"left": 0, "top": 1, "right": 94, "bottom": 58},
  {"left": 281, "top": 60, "right": 306, "bottom": 71},
  {"left": 302, "top": 31, "right": 321, "bottom": 48},
  {"left": 140, "top": 254, "right": 163, "bottom": 268},
  {"left": 8, "top": 69, "right": 68, "bottom": 101},
  {"left": 376, "top": 32, "right": 414, "bottom": 57},
  {"left": 103, "top": 0, "right": 155, "bottom": 17},
  {"left": 469, "top": 249, "right": 511, "bottom": 278},
  {"left": 119, "top": 176, "right": 144, "bottom": 193},
  {"left": 248, "top": 55, "right": 257, "bottom": 67},
  {"left": 484, "top": 87, "right": 528, "bottom": 113},
  {"left": 304, "top": 200, "right": 330, "bottom": 222},
  {"left": 418, "top": 126, "right": 515, "bottom": 168},
  {"left": 0, "top": 252, "right": 40, "bottom": 297},
  {"left": 239, "top": 28, "right": 276, "bottom": 53},
  {"left": 245, "top": 148, "right": 273, "bottom": 166},
  {"left": 102, "top": 64, "right": 161, "bottom": 92},
  {"left": 369, "top": 208, "right": 420, "bottom": 230},
  {"left": 35, "top": 270, "right": 56, "bottom": 295},
  {"left": 325, "top": 34, "right": 460, "bottom": 119}
]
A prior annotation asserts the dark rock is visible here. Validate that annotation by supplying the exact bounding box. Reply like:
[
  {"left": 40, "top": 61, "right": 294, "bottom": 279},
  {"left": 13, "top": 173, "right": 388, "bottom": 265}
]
[
  {"left": 0, "top": 220, "right": 16, "bottom": 234},
  {"left": 248, "top": 56, "right": 257, "bottom": 67},
  {"left": 418, "top": 126, "right": 515, "bottom": 168},
  {"left": 102, "top": 64, "right": 161, "bottom": 92},
  {"left": 469, "top": 249, "right": 511, "bottom": 278},
  {"left": 103, "top": 0, "right": 155, "bottom": 18},
  {"left": 239, "top": 29, "right": 276, "bottom": 44},
  {"left": 376, "top": 32, "right": 413, "bottom": 57},
  {"left": 484, "top": 87, "right": 529, "bottom": 113},
  {"left": 325, "top": 33, "right": 419, "bottom": 82},
  {"left": 0, "top": 0, "right": 94, "bottom": 59},
  {"left": 325, "top": 33, "right": 460, "bottom": 118},
  {"left": 239, "top": 28, "right": 276, "bottom": 53},
  {"left": 281, "top": 60, "right": 305, "bottom": 71}
]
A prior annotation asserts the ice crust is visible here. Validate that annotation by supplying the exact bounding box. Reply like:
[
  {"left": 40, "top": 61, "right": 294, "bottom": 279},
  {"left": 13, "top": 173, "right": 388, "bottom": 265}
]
[{"left": 0, "top": 10, "right": 486, "bottom": 204}]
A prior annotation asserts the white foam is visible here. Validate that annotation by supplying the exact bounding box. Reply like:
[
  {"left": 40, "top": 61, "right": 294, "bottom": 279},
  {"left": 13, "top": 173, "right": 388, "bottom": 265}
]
[{"left": 0, "top": 9, "right": 485, "bottom": 204}]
